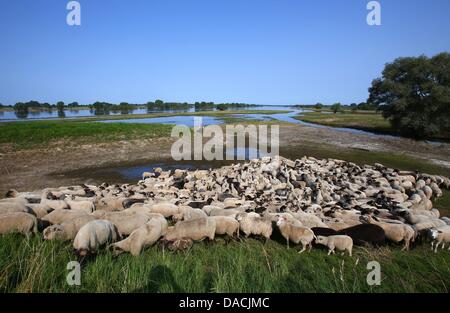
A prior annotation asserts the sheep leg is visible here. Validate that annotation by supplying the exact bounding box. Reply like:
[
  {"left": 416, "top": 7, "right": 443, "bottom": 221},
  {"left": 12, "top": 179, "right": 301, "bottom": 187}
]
[
  {"left": 348, "top": 248, "right": 352, "bottom": 257},
  {"left": 286, "top": 238, "right": 289, "bottom": 249},
  {"left": 298, "top": 244, "right": 306, "bottom": 254},
  {"left": 434, "top": 242, "right": 440, "bottom": 253},
  {"left": 431, "top": 242, "right": 434, "bottom": 251}
]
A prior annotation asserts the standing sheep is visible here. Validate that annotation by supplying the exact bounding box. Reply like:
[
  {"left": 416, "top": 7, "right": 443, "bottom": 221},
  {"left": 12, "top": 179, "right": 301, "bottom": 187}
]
[
  {"left": 211, "top": 216, "right": 240, "bottom": 238},
  {"left": 428, "top": 226, "right": 450, "bottom": 253},
  {"left": 362, "top": 215, "right": 415, "bottom": 251},
  {"left": 277, "top": 216, "right": 315, "bottom": 253},
  {"left": 0, "top": 212, "right": 38, "bottom": 236},
  {"left": 163, "top": 217, "right": 216, "bottom": 242},
  {"left": 315, "top": 235, "right": 353, "bottom": 257},
  {"left": 236, "top": 213, "right": 273, "bottom": 241}
]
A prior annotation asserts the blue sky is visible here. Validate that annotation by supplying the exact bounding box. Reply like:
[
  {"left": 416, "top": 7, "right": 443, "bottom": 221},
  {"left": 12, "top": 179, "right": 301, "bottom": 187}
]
[{"left": 0, "top": 0, "right": 449, "bottom": 105}]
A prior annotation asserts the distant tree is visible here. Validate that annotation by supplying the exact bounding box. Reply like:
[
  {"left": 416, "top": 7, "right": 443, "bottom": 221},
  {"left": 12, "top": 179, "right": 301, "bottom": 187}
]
[
  {"left": 330, "top": 103, "right": 342, "bottom": 114},
  {"left": 216, "top": 103, "right": 228, "bottom": 111},
  {"left": 56, "top": 101, "right": 65, "bottom": 110},
  {"left": 368, "top": 52, "right": 450, "bottom": 138},
  {"left": 314, "top": 103, "right": 323, "bottom": 110},
  {"left": 67, "top": 102, "right": 79, "bottom": 107},
  {"left": 350, "top": 103, "right": 358, "bottom": 113}
]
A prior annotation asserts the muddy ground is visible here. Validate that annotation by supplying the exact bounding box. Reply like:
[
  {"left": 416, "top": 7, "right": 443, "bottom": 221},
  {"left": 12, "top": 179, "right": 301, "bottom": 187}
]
[{"left": 0, "top": 123, "right": 449, "bottom": 196}]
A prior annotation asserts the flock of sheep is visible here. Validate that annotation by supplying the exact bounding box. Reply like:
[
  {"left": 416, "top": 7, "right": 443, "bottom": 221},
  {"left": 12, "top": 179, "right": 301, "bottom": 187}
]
[{"left": 1, "top": 156, "right": 450, "bottom": 257}]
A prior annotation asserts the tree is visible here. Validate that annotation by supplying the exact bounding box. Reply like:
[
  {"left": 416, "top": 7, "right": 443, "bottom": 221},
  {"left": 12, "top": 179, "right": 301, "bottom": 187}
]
[
  {"left": 350, "top": 103, "right": 358, "bottom": 113},
  {"left": 314, "top": 103, "right": 323, "bottom": 110},
  {"left": 330, "top": 103, "right": 342, "bottom": 114},
  {"left": 368, "top": 53, "right": 450, "bottom": 138},
  {"left": 216, "top": 103, "right": 228, "bottom": 111},
  {"left": 56, "top": 101, "right": 65, "bottom": 110}
]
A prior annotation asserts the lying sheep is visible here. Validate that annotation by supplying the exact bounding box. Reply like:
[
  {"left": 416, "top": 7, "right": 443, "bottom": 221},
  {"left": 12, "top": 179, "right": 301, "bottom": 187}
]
[
  {"left": 41, "top": 209, "right": 86, "bottom": 225},
  {"left": 110, "top": 216, "right": 168, "bottom": 256},
  {"left": 73, "top": 220, "right": 121, "bottom": 256},
  {"left": 236, "top": 213, "right": 272, "bottom": 240},
  {"left": 210, "top": 216, "right": 240, "bottom": 238},
  {"left": 277, "top": 216, "right": 315, "bottom": 253},
  {"left": 163, "top": 217, "right": 216, "bottom": 242},
  {"left": 0, "top": 200, "right": 34, "bottom": 215},
  {"left": 43, "top": 215, "right": 96, "bottom": 241},
  {"left": 315, "top": 235, "right": 353, "bottom": 257},
  {"left": 0, "top": 212, "right": 38, "bottom": 236}
]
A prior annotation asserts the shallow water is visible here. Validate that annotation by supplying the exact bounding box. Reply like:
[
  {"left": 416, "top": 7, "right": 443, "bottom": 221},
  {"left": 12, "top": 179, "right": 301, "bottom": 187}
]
[{"left": 0, "top": 105, "right": 293, "bottom": 121}]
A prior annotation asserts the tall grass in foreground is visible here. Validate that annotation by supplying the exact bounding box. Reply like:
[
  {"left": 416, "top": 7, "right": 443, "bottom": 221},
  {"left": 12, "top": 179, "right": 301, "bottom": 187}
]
[{"left": 0, "top": 234, "right": 448, "bottom": 293}]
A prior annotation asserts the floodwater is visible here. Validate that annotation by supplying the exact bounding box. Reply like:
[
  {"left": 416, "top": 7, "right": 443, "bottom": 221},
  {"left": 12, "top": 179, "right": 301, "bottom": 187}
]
[
  {"left": 0, "top": 105, "right": 293, "bottom": 121},
  {"left": 59, "top": 146, "right": 272, "bottom": 183}
]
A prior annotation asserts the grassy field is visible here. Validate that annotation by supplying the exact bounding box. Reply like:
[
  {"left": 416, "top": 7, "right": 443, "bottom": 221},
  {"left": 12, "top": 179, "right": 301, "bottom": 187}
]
[
  {"left": 294, "top": 112, "right": 392, "bottom": 134},
  {"left": 0, "top": 232, "right": 449, "bottom": 293},
  {"left": 0, "top": 121, "right": 174, "bottom": 149},
  {"left": 0, "top": 110, "right": 289, "bottom": 150}
]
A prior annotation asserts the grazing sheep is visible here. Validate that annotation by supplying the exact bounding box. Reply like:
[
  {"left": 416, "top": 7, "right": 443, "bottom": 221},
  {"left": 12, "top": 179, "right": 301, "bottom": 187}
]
[
  {"left": 337, "top": 224, "right": 385, "bottom": 246},
  {"left": 65, "top": 198, "right": 95, "bottom": 214},
  {"left": 163, "top": 217, "right": 216, "bottom": 242},
  {"left": 211, "top": 216, "right": 240, "bottom": 238},
  {"left": 0, "top": 200, "right": 34, "bottom": 215},
  {"left": 73, "top": 220, "right": 121, "bottom": 256},
  {"left": 362, "top": 215, "right": 414, "bottom": 250},
  {"left": 43, "top": 215, "right": 96, "bottom": 240},
  {"left": 236, "top": 213, "right": 273, "bottom": 240},
  {"left": 0, "top": 212, "right": 38, "bottom": 235},
  {"left": 173, "top": 206, "right": 207, "bottom": 222},
  {"left": 148, "top": 202, "right": 179, "bottom": 218},
  {"left": 41, "top": 209, "right": 86, "bottom": 225},
  {"left": 94, "top": 197, "right": 126, "bottom": 212},
  {"left": 428, "top": 226, "right": 450, "bottom": 253},
  {"left": 91, "top": 211, "right": 153, "bottom": 236},
  {"left": 110, "top": 216, "right": 168, "bottom": 256},
  {"left": 277, "top": 216, "right": 315, "bottom": 253},
  {"left": 315, "top": 235, "right": 353, "bottom": 257}
]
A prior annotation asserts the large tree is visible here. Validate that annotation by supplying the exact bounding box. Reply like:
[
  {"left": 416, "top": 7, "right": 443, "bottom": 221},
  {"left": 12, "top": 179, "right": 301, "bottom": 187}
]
[{"left": 368, "top": 53, "right": 450, "bottom": 139}]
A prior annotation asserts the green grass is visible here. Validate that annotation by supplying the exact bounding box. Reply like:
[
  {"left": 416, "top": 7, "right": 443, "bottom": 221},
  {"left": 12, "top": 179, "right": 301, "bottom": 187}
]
[
  {"left": 0, "top": 121, "right": 173, "bottom": 149},
  {"left": 295, "top": 112, "right": 392, "bottom": 134},
  {"left": 0, "top": 234, "right": 449, "bottom": 293}
]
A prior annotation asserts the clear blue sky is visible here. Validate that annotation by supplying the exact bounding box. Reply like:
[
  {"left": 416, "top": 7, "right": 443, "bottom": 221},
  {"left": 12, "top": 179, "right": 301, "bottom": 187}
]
[{"left": 1, "top": 0, "right": 449, "bottom": 105}]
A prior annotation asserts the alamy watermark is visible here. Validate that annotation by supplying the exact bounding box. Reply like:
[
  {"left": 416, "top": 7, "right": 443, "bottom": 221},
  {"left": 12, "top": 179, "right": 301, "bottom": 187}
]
[
  {"left": 170, "top": 117, "right": 279, "bottom": 161},
  {"left": 66, "top": 1, "right": 81, "bottom": 26},
  {"left": 367, "top": 1, "right": 381, "bottom": 26},
  {"left": 66, "top": 261, "right": 81, "bottom": 286}
]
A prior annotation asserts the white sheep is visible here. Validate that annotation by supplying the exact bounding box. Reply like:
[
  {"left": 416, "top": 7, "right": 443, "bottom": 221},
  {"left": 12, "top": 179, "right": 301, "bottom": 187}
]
[
  {"left": 163, "top": 217, "right": 216, "bottom": 242},
  {"left": 236, "top": 212, "right": 272, "bottom": 240},
  {"left": 210, "top": 216, "right": 240, "bottom": 238},
  {"left": 41, "top": 209, "right": 87, "bottom": 225},
  {"left": 429, "top": 226, "right": 450, "bottom": 253},
  {"left": 315, "top": 235, "right": 353, "bottom": 257},
  {"left": 73, "top": 220, "right": 121, "bottom": 256},
  {"left": 110, "top": 216, "right": 168, "bottom": 256},
  {"left": 277, "top": 216, "right": 315, "bottom": 253},
  {"left": 43, "top": 215, "right": 96, "bottom": 240},
  {"left": 0, "top": 212, "right": 38, "bottom": 236}
]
